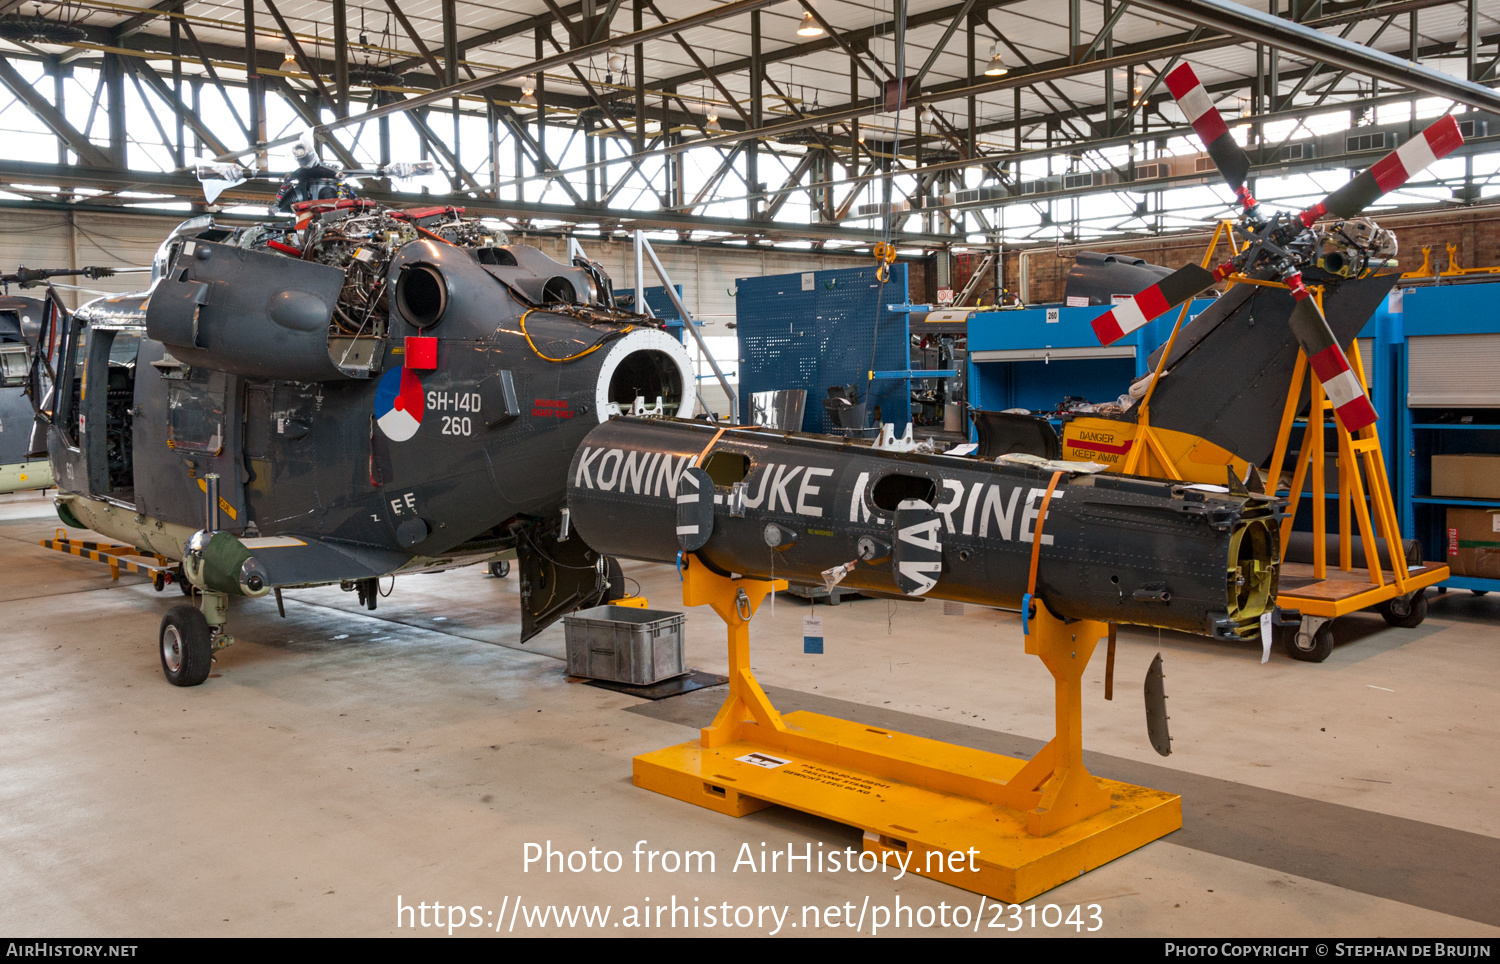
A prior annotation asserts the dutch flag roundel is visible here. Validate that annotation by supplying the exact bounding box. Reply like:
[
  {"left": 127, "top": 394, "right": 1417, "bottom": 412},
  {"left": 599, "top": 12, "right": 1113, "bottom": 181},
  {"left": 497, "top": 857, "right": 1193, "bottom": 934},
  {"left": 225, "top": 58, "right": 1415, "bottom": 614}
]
[{"left": 374, "top": 366, "right": 424, "bottom": 442}]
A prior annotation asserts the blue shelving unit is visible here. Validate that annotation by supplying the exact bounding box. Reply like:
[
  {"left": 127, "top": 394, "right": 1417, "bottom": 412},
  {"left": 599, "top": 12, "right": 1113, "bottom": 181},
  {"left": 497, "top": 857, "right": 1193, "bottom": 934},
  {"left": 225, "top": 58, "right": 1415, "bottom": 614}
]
[
  {"left": 736, "top": 265, "right": 916, "bottom": 434},
  {"left": 963, "top": 299, "right": 1217, "bottom": 440},
  {"left": 1396, "top": 282, "right": 1500, "bottom": 593}
]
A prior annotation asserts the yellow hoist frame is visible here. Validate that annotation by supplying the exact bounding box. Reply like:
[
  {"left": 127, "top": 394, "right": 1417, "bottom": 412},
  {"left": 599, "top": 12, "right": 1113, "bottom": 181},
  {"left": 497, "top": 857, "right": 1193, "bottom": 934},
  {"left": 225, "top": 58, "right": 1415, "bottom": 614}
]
[{"left": 632, "top": 556, "right": 1181, "bottom": 902}]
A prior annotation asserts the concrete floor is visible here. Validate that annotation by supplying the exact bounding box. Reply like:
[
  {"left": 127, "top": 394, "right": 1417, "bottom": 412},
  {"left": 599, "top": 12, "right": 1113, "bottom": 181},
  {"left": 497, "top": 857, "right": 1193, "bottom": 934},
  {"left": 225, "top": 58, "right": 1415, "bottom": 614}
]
[{"left": 1, "top": 490, "right": 1497, "bottom": 938}]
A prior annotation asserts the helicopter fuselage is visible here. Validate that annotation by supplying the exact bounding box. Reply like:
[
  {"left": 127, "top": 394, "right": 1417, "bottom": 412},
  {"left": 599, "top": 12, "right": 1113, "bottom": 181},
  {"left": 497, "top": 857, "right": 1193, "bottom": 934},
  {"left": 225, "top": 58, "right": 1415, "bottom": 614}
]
[{"left": 38, "top": 204, "right": 695, "bottom": 640}]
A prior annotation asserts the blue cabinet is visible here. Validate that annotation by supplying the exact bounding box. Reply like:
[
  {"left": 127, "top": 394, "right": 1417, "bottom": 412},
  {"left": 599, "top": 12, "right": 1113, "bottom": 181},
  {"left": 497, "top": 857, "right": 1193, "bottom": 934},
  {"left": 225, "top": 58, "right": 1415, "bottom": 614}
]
[
  {"left": 964, "top": 299, "right": 1216, "bottom": 423},
  {"left": 1395, "top": 282, "right": 1500, "bottom": 592}
]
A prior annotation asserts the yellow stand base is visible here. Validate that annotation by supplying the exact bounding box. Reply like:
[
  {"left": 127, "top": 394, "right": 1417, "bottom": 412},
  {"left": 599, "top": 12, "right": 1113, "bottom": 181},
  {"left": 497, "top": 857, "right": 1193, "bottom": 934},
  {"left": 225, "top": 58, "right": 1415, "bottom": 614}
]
[{"left": 634, "top": 557, "right": 1182, "bottom": 903}]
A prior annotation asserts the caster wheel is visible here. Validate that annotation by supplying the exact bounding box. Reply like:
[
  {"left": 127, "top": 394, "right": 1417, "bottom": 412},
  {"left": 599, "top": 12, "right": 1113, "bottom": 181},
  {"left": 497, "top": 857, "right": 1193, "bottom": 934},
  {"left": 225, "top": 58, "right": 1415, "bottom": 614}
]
[
  {"left": 1379, "top": 589, "right": 1428, "bottom": 628},
  {"left": 1281, "top": 620, "right": 1334, "bottom": 662},
  {"left": 488, "top": 559, "right": 511, "bottom": 578},
  {"left": 160, "top": 604, "right": 212, "bottom": 686}
]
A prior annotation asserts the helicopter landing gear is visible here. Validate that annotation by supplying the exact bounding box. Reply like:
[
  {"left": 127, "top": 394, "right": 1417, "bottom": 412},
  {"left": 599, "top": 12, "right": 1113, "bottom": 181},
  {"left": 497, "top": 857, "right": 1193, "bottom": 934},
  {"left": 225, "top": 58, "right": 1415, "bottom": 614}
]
[
  {"left": 160, "top": 590, "right": 233, "bottom": 686},
  {"left": 352, "top": 578, "right": 380, "bottom": 610},
  {"left": 488, "top": 559, "right": 511, "bottom": 578}
]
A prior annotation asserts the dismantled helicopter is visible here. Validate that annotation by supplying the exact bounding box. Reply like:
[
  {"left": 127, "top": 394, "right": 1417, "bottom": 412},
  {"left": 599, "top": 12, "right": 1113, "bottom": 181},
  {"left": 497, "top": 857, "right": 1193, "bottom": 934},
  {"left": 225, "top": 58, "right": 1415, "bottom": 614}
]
[
  {"left": 1046, "top": 66, "right": 1465, "bottom": 659},
  {"left": 1076, "top": 64, "right": 1462, "bottom": 450},
  {"left": 30, "top": 147, "right": 697, "bottom": 687}
]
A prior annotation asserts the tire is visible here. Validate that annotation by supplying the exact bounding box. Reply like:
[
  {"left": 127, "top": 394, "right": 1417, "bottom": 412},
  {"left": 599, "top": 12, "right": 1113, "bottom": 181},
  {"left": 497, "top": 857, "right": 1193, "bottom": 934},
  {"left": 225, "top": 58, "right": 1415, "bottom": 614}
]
[
  {"left": 487, "top": 559, "right": 511, "bottom": 578},
  {"left": 1282, "top": 620, "right": 1335, "bottom": 662},
  {"left": 160, "top": 604, "right": 212, "bottom": 687},
  {"left": 1379, "top": 589, "right": 1428, "bottom": 628},
  {"left": 177, "top": 564, "right": 195, "bottom": 596}
]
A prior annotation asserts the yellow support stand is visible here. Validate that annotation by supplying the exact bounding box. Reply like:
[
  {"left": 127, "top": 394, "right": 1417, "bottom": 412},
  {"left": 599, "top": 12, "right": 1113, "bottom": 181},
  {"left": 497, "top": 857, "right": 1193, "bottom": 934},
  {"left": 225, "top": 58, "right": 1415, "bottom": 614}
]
[
  {"left": 633, "top": 556, "right": 1182, "bottom": 902},
  {"left": 1265, "top": 334, "right": 1449, "bottom": 619}
]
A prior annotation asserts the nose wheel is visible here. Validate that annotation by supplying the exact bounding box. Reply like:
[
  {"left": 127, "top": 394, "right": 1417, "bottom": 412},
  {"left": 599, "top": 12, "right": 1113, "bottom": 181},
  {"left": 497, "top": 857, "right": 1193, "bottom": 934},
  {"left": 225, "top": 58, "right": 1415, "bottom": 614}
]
[{"left": 160, "top": 605, "right": 213, "bottom": 686}]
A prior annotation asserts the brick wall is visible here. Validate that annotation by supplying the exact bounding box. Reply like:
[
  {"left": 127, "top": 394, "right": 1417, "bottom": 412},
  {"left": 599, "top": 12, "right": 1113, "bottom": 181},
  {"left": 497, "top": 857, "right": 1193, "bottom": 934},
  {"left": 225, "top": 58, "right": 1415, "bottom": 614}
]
[{"left": 1014, "top": 202, "right": 1500, "bottom": 305}]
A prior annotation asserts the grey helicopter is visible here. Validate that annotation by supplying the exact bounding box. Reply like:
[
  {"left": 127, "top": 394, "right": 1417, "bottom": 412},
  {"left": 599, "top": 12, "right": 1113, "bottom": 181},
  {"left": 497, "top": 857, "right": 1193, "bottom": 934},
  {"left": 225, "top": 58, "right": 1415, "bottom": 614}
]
[
  {"left": 28, "top": 139, "right": 697, "bottom": 686},
  {"left": 0, "top": 266, "right": 138, "bottom": 494}
]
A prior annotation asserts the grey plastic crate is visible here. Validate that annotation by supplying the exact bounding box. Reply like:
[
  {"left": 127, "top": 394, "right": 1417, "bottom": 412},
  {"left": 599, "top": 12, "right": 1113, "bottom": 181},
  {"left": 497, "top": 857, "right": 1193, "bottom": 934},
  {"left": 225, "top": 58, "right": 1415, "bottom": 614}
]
[{"left": 563, "top": 605, "right": 687, "bottom": 685}]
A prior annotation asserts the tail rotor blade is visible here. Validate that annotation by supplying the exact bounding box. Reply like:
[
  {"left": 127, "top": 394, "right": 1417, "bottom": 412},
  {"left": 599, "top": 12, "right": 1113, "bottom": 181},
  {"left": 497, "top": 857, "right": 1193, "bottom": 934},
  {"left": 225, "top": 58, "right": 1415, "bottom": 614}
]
[
  {"left": 1299, "top": 115, "right": 1464, "bottom": 225},
  {"left": 1165, "top": 64, "right": 1253, "bottom": 204},
  {"left": 1287, "top": 294, "right": 1378, "bottom": 432},
  {"left": 1091, "top": 263, "right": 1218, "bottom": 345}
]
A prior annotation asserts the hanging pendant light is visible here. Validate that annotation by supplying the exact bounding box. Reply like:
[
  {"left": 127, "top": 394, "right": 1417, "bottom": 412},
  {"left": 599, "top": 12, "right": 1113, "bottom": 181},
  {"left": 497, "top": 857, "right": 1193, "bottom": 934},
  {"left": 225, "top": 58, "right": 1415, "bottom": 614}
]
[
  {"left": 281, "top": 47, "right": 298, "bottom": 72},
  {"left": 706, "top": 107, "right": 721, "bottom": 132},
  {"left": 983, "top": 42, "right": 1007, "bottom": 77},
  {"left": 521, "top": 75, "right": 537, "bottom": 108},
  {"left": 797, "top": 10, "right": 824, "bottom": 37}
]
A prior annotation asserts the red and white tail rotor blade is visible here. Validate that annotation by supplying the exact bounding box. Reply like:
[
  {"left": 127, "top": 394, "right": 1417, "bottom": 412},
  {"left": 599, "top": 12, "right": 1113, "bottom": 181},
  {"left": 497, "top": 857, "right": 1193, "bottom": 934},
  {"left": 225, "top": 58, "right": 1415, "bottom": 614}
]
[
  {"left": 1298, "top": 115, "right": 1464, "bottom": 226},
  {"left": 1285, "top": 284, "right": 1377, "bottom": 432},
  {"left": 1091, "top": 262, "right": 1232, "bottom": 346},
  {"left": 1165, "top": 64, "right": 1255, "bottom": 209}
]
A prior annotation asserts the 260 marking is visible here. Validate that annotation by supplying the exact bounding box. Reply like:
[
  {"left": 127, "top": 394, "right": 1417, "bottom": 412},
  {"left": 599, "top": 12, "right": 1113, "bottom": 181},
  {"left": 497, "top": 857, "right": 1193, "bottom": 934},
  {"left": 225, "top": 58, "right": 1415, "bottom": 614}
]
[{"left": 442, "top": 415, "right": 473, "bottom": 436}]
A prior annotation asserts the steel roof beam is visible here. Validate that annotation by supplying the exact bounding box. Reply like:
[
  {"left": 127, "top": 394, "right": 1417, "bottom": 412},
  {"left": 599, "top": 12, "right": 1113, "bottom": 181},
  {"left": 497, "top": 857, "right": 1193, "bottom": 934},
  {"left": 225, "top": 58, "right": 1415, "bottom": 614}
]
[
  {"left": 1128, "top": 0, "right": 1500, "bottom": 113},
  {"left": 220, "top": 0, "right": 791, "bottom": 158},
  {"left": 0, "top": 157, "right": 952, "bottom": 244}
]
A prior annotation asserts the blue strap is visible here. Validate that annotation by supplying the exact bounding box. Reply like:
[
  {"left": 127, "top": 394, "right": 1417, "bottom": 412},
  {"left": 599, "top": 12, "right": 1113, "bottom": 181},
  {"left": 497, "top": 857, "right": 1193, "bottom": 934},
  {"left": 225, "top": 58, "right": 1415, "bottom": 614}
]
[
  {"left": 1021, "top": 592, "right": 1032, "bottom": 636},
  {"left": 675, "top": 551, "right": 684, "bottom": 581}
]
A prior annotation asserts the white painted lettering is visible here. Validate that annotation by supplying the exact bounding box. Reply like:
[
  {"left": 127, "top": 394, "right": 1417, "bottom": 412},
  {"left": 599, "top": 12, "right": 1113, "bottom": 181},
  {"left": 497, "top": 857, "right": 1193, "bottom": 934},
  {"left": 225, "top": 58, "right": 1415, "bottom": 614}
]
[
  {"left": 1021, "top": 488, "right": 1063, "bottom": 545},
  {"left": 849, "top": 471, "right": 871, "bottom": 522},
  {"left": 740, "top": 464, "right": 774, "bottom": 509},
  {"left": 795, "top": 466, "right": 834, "bottom": 518},
  {"left": 769, "top": 465, "right": 804, "bottom": 513},
  {"left": 936, "top": 479, "right": 964, "bottom": 533},
  {"left": 574, "top": 447, "right": 601, "bottom": 489},
  {"left": 961, "top": 481, "right": 985, "bottom": 536},
  {"left": 978, "top": 485, "right": 1022, "bottom": 540},
  {"left": 596, "top": 449, "right": 624, "bottom": 492}
]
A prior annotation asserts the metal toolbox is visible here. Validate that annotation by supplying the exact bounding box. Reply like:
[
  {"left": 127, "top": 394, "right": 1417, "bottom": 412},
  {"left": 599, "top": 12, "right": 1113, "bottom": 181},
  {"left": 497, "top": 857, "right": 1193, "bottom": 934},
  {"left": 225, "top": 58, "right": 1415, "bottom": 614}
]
[{"left": 563, "top": 605, "right": 687, "bottom": 685}]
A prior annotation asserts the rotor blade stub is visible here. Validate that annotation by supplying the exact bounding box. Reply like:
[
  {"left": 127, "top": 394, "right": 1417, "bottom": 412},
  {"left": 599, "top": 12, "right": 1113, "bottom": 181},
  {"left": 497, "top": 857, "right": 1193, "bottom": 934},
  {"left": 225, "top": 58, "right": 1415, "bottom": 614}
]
[
  {"left": 1300, "top": 115, "right": 1464, "bottom": 224},
  {"left": 1287, "top": 294, "right": 1378, "bottom": 432},
  {"left": 1165, "top": 63, "right": 1252, "bottom": 197},
  {"left": 1091, "top": 263, "right": 1216, "bottom": 345}
]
